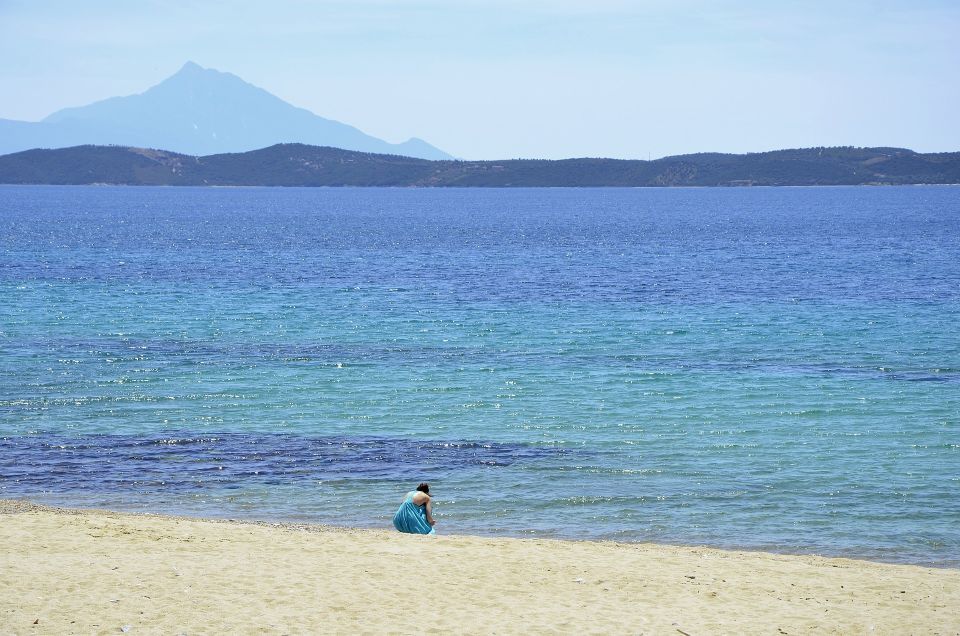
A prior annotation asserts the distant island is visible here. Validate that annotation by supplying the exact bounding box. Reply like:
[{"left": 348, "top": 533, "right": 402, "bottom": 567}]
[{"left": 0, "top": 143, "right": 958, "bottom": 187}]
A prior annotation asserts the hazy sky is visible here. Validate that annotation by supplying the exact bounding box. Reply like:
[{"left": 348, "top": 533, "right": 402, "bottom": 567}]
[{"left": 2, "top": 0, "right": 958, "bottom": 159}]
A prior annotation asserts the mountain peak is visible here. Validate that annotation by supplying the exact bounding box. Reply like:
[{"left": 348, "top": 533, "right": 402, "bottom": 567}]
[
  {"left": 163, "top": 61, "right": 236, "bottom": 86},
  {"left": 6, "top": 64, "right": 452, "bottom": 160}
]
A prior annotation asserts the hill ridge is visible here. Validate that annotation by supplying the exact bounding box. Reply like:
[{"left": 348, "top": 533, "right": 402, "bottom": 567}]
[{"left": 0, "top": 143, "right": 957, "bottom": 187}]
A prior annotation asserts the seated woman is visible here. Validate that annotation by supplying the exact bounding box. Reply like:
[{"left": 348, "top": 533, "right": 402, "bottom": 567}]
[{"left": 392, "top": 482, "right": 437, "bottom": 535}]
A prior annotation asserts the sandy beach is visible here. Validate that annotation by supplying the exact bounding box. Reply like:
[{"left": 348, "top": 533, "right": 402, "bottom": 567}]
[{"left": 1, "top": 500, "right": 957, "bottom": 634}]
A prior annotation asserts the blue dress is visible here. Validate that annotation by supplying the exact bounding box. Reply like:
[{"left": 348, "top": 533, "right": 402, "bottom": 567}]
[{"left": 393, "top": 491, "right": 435, "bottom": 535}]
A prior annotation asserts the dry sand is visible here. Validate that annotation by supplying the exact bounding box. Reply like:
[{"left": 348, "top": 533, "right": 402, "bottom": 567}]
[{"left": 1, "top": 499, "right": 957, "bottom": 635}]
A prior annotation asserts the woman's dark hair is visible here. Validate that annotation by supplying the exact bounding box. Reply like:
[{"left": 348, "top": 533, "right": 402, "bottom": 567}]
[{"left": 416, "top": 482, "right": 430, "bottom": 494}]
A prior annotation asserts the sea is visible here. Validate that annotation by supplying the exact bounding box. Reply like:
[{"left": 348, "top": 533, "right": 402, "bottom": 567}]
[{"left": 1, "top": 184, "right": 958, "bottom": 567}]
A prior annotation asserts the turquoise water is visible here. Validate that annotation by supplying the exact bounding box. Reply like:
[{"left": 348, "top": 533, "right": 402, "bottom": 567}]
[{"left": 1, "top": 185, "right": 958, "bottom": 566}]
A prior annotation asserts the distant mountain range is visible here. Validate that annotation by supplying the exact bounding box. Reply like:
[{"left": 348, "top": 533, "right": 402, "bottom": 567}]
[
  {"left": 0, "top": 62, "right": 451, "bottom": 160},
  {"left": 1, "top": 144, "right": 957, "bottom": 187}
]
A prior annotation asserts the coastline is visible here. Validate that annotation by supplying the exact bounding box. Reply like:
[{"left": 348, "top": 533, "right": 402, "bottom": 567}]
[
  {"left": 2, "top": 145, "right": 958, "bottom": 188},
  {"left": 3, "top": 500, "right": 957, "bottom": 634}
]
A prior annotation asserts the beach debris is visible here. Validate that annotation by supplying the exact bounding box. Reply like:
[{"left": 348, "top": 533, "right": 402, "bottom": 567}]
[
  {"left": 573, "top": 578, "right": 585, "bottom": 583},
  {"left": 121, "top": 625, "right": 132, "bottom": 633},
  {"left": 33, "top": 619, "right": 39, "bottom": 625}
]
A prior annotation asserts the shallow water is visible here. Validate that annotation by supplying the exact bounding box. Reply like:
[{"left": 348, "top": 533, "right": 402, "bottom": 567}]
[{"left": 1, "top": 185, "right": 958, "bottom": 566}]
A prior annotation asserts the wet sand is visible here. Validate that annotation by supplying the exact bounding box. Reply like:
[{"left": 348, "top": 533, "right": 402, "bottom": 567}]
[{"left": 1, "top": 500, "right": 957, "bottom": 634}]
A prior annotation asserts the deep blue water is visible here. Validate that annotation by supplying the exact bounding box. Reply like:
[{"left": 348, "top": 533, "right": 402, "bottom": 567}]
[{"left": 1, "top": 185, "right": 958, "bottom": 566}]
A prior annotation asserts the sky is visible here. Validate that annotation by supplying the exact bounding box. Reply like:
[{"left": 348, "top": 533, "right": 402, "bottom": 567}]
[{"left": 1, "top": 0, "right": 958, "bottom": 160}]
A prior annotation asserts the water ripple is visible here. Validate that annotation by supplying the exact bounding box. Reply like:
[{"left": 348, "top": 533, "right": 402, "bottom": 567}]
[{"left": 0, "top": 432, "right": 568, "bottom": 494}]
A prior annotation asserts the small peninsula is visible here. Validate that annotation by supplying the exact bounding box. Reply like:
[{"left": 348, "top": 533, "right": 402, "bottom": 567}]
[{"left": 0, "top": 143, "right": 957, "bottom": 187}]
